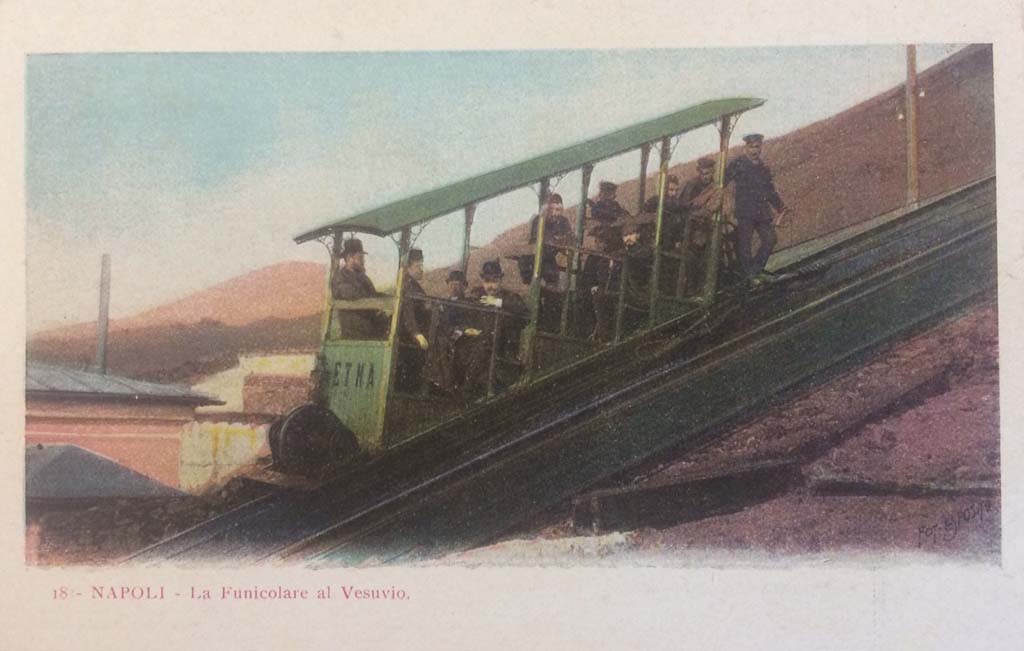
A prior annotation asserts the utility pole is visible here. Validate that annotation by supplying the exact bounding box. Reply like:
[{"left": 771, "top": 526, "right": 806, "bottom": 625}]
[
  {"left": 95, "top": 254, "right": 111, "bottom": 374},
  {"left": 905, "top": 44, "right": 920, "bottom": 209}
]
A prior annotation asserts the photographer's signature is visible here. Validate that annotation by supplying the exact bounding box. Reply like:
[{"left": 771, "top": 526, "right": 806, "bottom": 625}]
[{"left": 918, "top": 500, "right": 994, "bottom": 547}]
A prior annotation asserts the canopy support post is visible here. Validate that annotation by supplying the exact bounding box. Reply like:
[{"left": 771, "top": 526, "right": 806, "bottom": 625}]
[
  {"left": 380, "top": 226, "right": 411, "bottom": 445},
  {"left": 648, "top": 137, "right": 671, "bottom": 327},
  {"left": 701, "top": 115, "right": 734, "bottom": 304},
  {"left": 561, "top": 164, "right": 593, "bottom": 337},
  {"left": 637, "top": 143, "right": 651, "bottom": 214},
  {"left": 462, "top": 204, "right": 476, "bottom": 277},
  {"left": 319, "top": 232, "right": 343, "bottom": 343},
  {"left": 905, "top": 44, "right": 920, "bottom": 209},
  {"left": 522, "top": 197, "right": 548, "bottom": 380}
]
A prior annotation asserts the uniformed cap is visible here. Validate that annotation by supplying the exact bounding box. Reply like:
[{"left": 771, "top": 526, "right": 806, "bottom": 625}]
[
  {"left": 407, "top": 248, "right": 423, "bottom": 264},
  {"left": 599, "top": 181, "right": 618, "bottom": 193},
  {"left": 696, "top": 157, "right": 716, "bottom": 170},
  {"left": 446, "top": 269, "right": 466, "bottom": 283},
  {"left": 481, "top": 259, "right": 504, "bottom": 279},
  {"left": 742, "top": 133, "right": 765, "bottom": 144},
  {"left": 547, "top": 193, "right": 563, "bottom": 204},
  {"left": 341, "top": 238, "right": 366, "bottom": 257},
  {"left": 666, "top": 174, "right": 680, "bottom": 185}
]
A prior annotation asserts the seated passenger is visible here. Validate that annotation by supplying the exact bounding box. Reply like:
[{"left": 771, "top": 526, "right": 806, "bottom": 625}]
[
  {"left": 462, "top": 260, "right": 529, "bottom": 399},
  {"left": 424, "top": 269, "right": 473, "bottom": 394},
  {"left": 395, "top": 248, "right": 431, "bottom": 392},
  {"left": 331, "top": 238, "right": 389, "bottom": 340}
]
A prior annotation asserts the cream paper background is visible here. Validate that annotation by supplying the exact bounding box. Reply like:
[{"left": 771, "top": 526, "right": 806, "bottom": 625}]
[{"left": 1, "top": 1, "right": 1022, "bottom": 648}]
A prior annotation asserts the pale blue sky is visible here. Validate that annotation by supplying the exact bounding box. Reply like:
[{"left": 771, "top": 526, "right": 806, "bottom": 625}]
[{"left": 27, "top": 45, "right": 963, "bottom": 332}]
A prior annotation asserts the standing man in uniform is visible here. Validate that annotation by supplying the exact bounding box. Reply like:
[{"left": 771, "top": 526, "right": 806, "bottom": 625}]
[
  {"left": 725, "top": 133, "right": 790, "bottom": 282},
  {"left": 331, "top": 238, "right": 389, "bottom": 339}
]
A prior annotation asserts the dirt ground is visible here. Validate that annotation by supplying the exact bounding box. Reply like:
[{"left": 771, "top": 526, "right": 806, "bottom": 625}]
[
  {"left": 27, "top": 473, "right": 272, "bottom": 565},
  {"left": 30, "top": 301, "right": 999, "bottom": 566},
  {"left": 450, "top": 299, "right": 1000, "bottom": 565}
]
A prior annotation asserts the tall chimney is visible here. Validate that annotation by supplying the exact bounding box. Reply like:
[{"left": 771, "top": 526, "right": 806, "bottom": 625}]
[
  {"left": 905, "top": 44, "right": 920, "bottom": 208},
  {"left": 95, "top": 254, "right": 111, "bottom": 374}
]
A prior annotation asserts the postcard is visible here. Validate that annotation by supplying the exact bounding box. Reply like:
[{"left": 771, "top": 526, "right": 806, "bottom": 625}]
[{"left": 3, "top": 1, "right": 1024, "bottom": 648}]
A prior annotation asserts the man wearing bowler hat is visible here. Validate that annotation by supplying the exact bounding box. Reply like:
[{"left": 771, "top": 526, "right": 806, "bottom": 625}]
[
  {"left": 395, "top": 248, "right": 431, "bottom": 391},
  {"left": 424, "top": 269, "right": 474, "bottom": 394},
  {"left": 462, "top": 260, "right": 529, "bottom": 398},
  {"left": 725, "top": 133, "right": 790, "bottom": 283},
  {"left": 331, "top": 238, "right": 389, "bottom": 339}
]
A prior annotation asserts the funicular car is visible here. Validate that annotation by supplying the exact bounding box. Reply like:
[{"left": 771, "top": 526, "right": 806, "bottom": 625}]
[{"left": 268, "top": 97, "right": 766, "bottom": 477}]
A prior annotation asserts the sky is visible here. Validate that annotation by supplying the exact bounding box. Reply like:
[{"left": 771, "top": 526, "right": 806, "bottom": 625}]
[{"left": 26, "top": 45, "right": 964, "bottom": 333}]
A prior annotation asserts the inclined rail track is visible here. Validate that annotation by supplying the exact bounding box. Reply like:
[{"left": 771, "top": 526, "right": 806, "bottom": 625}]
[{"left": 127, "top": 177, "right": 996, "bottom": 566}]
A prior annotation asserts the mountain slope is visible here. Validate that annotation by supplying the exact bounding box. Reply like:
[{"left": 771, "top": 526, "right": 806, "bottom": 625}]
[{"left": 28, "top": 46, "right": 994, "bottom": 382}]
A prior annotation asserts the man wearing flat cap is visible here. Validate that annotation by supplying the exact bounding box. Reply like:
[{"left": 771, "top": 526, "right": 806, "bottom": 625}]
[
  {"left": 589, "top": 181, "right": 631, "bottom": 224},
  {"left": 462, "top": 260, "right": 529, "bottom": 398},
  {"left": 331, "top": 238, "right": 389, "bottom": 339},
  {"left": 725, "top": 133, "right": 790, "bottom": 281}
]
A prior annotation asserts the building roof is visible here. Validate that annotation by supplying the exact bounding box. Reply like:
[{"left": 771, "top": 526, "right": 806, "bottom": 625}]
[
  {"left": 26, "top": 444, "right": 185, "bottom": 499},
  {"left": 294, "top": 97, "right": 765, "bottom": 241},
  {"left": 26, "top": 362, "right": 223, "bottom": 406}
]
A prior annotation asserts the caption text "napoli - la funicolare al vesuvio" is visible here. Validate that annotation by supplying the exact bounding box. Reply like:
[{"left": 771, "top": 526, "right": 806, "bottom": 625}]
[{"left": 52, "top": 584, "right": 411, "bottom": 601}]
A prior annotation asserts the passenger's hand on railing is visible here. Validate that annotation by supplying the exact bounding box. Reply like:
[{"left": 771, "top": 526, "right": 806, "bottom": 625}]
[
  {"left": 479, "top": 295, "right": 503, "bottom": 308},
  {"left": 464, "top": 328, "right": 482, "bottom": 337},
  {"left": 415, "top": 333, "right": 429, "bottom": 350}
]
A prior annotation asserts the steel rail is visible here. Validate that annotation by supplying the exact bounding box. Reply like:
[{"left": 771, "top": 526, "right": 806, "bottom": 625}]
[
  {"left": 292, "top": 218, "right": 996, "bottom": 565},
  {"left": 128, "top": 178, "right": 995, "bottom": 565}
]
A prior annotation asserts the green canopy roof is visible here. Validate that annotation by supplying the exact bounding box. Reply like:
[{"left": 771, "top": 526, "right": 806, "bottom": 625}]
[{"left": 295, "top": 97, "right": 764, "bottom": 242}]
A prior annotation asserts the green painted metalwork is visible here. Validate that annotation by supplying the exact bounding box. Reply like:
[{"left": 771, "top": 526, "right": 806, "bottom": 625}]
[
  {"left": 321, "top": 340, "right": 394, "bottom": 452},
  {"left": 294, "top": 98, "right": 765, "bottom": 241},
  {"left": 312, "top": 213, "right": 997, "bottom": 564},
  {"left": 648, "top": 138, "right": 671, "bottom": 326},
  {"left": 461, "top": 205, "right": 475, "bottom": 278},
  {"left": 701, "top": 116, "right": 735, "bottom": 303},
  {"left": 564, "top": 164, "right": 593, "bottom": 338}
]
